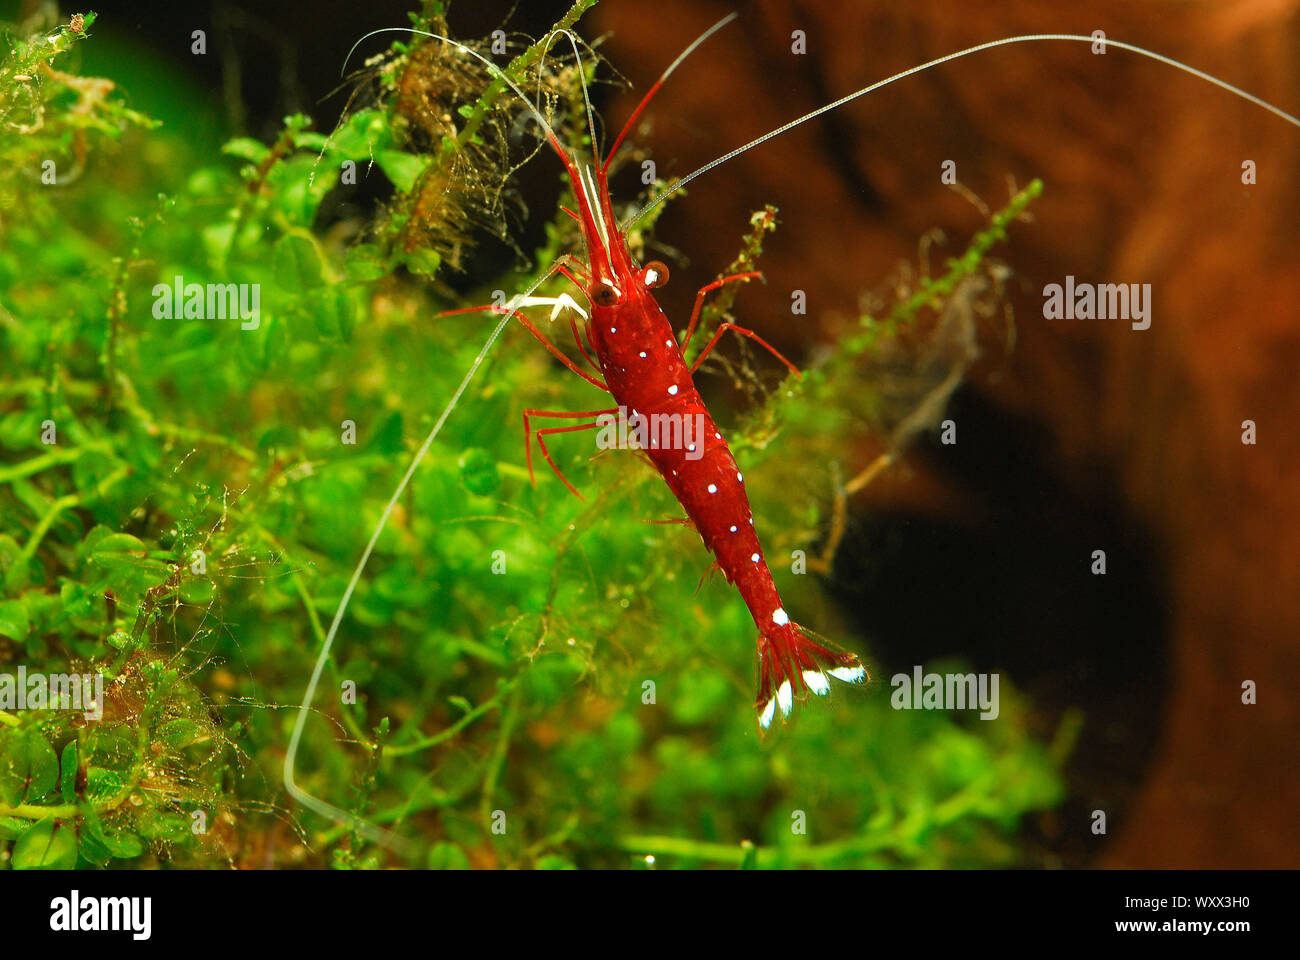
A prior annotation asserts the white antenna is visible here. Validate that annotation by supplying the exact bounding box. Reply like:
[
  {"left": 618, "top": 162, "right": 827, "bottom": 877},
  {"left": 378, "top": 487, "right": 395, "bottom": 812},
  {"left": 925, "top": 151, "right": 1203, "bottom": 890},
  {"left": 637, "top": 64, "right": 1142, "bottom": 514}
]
[
  {"left": 535, "top": 28, "right": 601, "bottom": 160},
  {"left": 625, "top": 33, "right": 1300, "bottom": 228},
  {"left": 282, "top": 268, "right": 551, "bottom": 848},
  {"left": 283, "top": 23, "right": 598, "bottom": 846}
]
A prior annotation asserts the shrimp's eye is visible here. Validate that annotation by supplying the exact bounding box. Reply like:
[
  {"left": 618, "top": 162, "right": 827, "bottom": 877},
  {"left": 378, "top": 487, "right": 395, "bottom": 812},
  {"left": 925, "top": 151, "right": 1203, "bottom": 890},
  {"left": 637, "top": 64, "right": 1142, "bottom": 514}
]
[
  {"left": 643, "top": 261, "right": 670, "bottom": 289},
  {"left": 592, "top": 283, "right": 619, "bottom": 307}
]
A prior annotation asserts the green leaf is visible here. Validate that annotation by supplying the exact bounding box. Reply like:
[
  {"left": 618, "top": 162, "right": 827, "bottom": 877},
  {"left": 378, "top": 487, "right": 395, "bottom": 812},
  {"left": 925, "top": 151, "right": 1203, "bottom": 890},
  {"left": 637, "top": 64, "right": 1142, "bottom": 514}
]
[
  {"left": 369, "top": 411, "right": 404, "bottom": 456},
  {"left": 0, "top": 534, "right": 27, "bottom": 592},
  {"left": 344, "top": 243, "right": 387, "bottom": 283},
  {"left": 0, "top": 816, "right": 31, "bottom": 840},
  {"left": 200, "top": 222, "right": 236, "bottom": 261},
  {"left": 221, "top": 137, "right": 270, "bottom": 164},
  {"left": 60, "top": 741, "right": 78, "bottom": 803},
  {"left": 535, "top": 855, "right": 576, "bottom": 870},
  {"left": 329, "top": 109, "right": 390, "bottom": 159},
  {"left": 266, "top": 155, "right": 331, "bottom": 225},
  {"left": 0, "top": 410, "right": 41, "bottom": 450},
  {"left": 178, "top": 578, "right": 214, "bottom": 605},
  {"left": 105, "top": 629, "right": 132, "bottom": 651},
  {"left": 88, "top": 532, "right": 146, "bottom": 563},
  {"left": 12, "top": 818, "right": 78, "bottom": 869},
  {"left": 58, "top": 581, "right": 97, "bottom": 621},
  {"left": 103, "top": 829, "right": 144, "bottom": 859},
  {"left": 273, "top": 234, "right": 325, "bottom": 290},
  {"left": 72, "top": 449, "right": 118, "bottom": 496},
  {"left": 458, "top": 448, "right": 501, "bottom": 496},
  {"left": 75, "top": 802, "right": 144, "bottom": 865},
  {"left": 134, "top": 809, "right": 189, "bottom": 842},
  {"left": 375, "top": 150, "right": 428, "bottom": 194},
  {"left": 84, "top": 766, "right": 131, "bottom": 803},
  {"left": 427, "top": 842, "right": 470, "bottom": 869},
  {"left": 399, "top": 247, "right": 441, "bottom": 277},
  {"left": 159, "top": 718, "right": 202, "bottom": 750},
  {"left": 8, "top": 477, "right": 52, "bottom": 525},
  {"left": 0, "top": 598, "right": 29, "bottom": 641},
  {"left": 306, "top": 285, "right": 356, "bottom": 340},
  {"left": 87, "top": 533, "right": 170, "bottom": 584},
  {"left": 0, "top": 729, "right": 59, "bottom": 805},
  {"left": 292, "top": 131, "right": 329, "bottom": 151}
]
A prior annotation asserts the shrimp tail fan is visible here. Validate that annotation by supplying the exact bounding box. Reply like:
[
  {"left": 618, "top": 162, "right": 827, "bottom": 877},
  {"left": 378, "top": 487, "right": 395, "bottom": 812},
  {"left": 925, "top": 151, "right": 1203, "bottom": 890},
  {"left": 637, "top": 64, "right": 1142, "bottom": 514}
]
[{"left": 754, "top": 621, "right": 867, "bottom": 731}]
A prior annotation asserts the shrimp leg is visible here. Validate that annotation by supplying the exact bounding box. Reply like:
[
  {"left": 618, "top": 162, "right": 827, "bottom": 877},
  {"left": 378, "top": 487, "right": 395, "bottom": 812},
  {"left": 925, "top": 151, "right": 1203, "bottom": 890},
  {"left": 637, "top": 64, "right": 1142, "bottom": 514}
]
[
  {"left": 680, "top": 271, "right": 763, "bottom": 352},
  {"left": 523, "top": 408, "right": 618, "bottom": 497},
  {"left": 440, "top": 255, "right": 606, "bottom": 391},
  {"left": 689, "top": 322, "right": 801, "bottom": 378}
]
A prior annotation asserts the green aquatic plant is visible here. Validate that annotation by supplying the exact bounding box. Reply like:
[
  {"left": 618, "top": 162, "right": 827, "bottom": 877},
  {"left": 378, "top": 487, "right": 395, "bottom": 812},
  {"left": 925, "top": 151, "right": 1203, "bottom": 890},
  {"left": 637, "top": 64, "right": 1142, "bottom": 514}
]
[{"left": 0, "top": 2, "right": 1063, "bottom": 869}]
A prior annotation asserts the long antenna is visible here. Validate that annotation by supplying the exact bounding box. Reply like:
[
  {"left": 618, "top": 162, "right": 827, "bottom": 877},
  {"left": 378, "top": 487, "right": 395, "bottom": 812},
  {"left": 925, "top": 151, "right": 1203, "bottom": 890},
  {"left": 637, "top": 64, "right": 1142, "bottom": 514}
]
[
  {"left": 280, "top": 26, "right": 588, "bottom": 849},
  {"left": 624, "top": 32, "right": 1300, "bottom": 228},
  {"left": 600, "top": 12, "right": 738, "bottom": 174},
  {"left": 535, "top": 28, "right": 600, "bottom": 166},
  {"left": 281, "top": 267, "right": 554, "bottom": 847}
]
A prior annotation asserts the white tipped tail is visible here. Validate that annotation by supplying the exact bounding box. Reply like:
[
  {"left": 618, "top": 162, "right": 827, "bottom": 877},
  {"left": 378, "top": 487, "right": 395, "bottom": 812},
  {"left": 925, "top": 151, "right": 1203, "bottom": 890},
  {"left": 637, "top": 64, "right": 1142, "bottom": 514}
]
[{"left": 754, "top": 622, "right": 866, "bottom": 731}]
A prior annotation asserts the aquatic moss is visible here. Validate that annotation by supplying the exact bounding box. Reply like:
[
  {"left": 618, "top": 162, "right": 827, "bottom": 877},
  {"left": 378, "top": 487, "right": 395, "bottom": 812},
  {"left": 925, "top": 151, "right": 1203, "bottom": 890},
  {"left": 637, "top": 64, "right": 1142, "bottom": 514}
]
[{"left": 0, "top": 3, "right": 1061, "bottom": 869}]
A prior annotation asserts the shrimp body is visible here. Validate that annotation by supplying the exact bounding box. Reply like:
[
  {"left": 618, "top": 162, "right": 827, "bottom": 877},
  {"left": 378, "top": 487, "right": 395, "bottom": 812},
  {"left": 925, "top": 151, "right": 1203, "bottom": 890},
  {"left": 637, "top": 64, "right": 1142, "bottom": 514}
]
[
  {"left": 593, "top": 292, "right": 767, "bottom": 592},
  {"left": 566, "top": 161, "right": 867, "bottom": 729},
  {"left": 597, "top": 295, "right": 860, "bottom": 727},
  {"left": 434, "top": 17, "right": 869, "bottom": 729}
]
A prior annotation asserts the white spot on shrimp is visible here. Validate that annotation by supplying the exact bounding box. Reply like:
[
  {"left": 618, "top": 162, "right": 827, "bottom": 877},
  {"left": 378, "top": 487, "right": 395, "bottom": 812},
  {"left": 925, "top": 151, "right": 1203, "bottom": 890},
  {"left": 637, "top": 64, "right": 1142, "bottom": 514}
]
[
  {"left": 706, "top": 483, "right": 717, "bottom": 494},
  {"left": 737, "top": 472, "right": 744, "bottom": 482},
  {"left": 645, "top": 268, "right": 659, "bottom": 286},
  {"left": 714, "top": 432, "right": 721, "bottom": 440},
  {"left": 803, "top": 670, "right": 830, "bottom": 696},
  {"left": 750, "top": 552, "right": 760, "bottom": 562},
  {"left": 729, "top": 525, "right": 738, "bottom": 533},
  {"left": 668, "top": 384, "right": 679, "bottom": 395},
  {"left": 772, "top": 607, "right": 789, "bottom": 626},
  {"left": 639, "top": 351, "right": 647, "bottom": 358},
  {"left": 610, "top": 327, "right": 617, "bottom": 333}
]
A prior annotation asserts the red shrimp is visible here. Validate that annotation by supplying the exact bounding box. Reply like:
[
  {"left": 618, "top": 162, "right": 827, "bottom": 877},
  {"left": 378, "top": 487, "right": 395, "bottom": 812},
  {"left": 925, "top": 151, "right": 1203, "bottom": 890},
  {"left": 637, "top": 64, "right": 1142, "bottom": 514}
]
[
  {"left": 573, "top": 233, "right": 870, "bottom": 730},
  {"left": 289, "top": 15, "right": 1300, "bottom": 833},
  {"left": 442, "top": 16, "right": 866, "bottom": 730},
  {"left": 436, "top": 20, "right": 1299, "bottom": 731}
]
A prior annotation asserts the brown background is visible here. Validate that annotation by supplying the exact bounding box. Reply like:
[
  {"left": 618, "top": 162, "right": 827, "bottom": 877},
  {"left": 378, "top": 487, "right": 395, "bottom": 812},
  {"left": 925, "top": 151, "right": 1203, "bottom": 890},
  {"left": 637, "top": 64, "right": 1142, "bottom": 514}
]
[{"left": 591, "top": 0, "right": 1300, "bottom": 868}]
